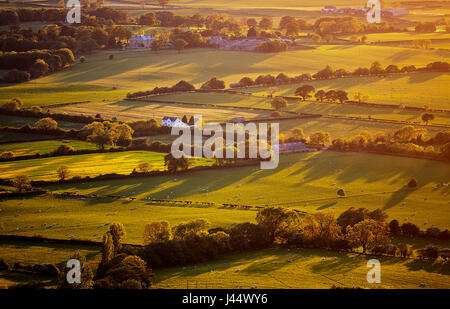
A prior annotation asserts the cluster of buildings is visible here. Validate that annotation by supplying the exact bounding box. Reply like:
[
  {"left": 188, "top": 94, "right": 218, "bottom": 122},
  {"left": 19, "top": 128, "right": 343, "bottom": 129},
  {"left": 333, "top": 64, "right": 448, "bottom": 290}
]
[{"left": 321, "top": 5, "right": 408, "bottom": 17}]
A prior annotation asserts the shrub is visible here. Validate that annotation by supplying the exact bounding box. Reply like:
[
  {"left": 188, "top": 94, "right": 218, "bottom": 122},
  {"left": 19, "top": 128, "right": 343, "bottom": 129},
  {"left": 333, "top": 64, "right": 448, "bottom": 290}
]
[
  {"left": 79, "top": 56, "right": 86, "bottom": 63},
  {"left": 337, "top": 189, "right": 345, "bottom": 196},
  {"left": 401, "top": 222, "right": 420, "bottom": 237},
  {"left": 53, "top": 144, "right": 75, "bottom": 155},
  {"left": 0, "top": 151, "right": 14, "bottom": 159},
  {"left": 256, "top": 40, "right": 288, "bottom": 52},
  {"left": 1, "top": 97, "right": 23, "bottom": 111},
  {"left": 109, "top": 54, "right": 114, "bottom": 60},
  {"left": 2, "top": 69, "right": 30, "bottom": 83},
  {"left": 200, "top": 77, "right": 225, "bottom": 90},
  {"left": 408, "top": 178, "right": 417, "bottom": 188}
]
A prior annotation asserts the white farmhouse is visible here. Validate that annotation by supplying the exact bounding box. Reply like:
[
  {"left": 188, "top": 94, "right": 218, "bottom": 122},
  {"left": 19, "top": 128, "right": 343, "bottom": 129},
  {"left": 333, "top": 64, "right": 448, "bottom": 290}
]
[
  {"left": 162, "top": 116, "right": 190, "bottom": 127},
  {"left": 128, "top": 35, "right": 155, "bottom": 48}
]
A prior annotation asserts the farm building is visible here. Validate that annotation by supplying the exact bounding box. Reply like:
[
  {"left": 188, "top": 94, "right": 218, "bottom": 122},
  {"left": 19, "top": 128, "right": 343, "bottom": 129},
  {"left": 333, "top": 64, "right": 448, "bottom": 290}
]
[
  {"left": 128, "top": 35, "right": 155, "bottom": 48},
  {"left": 162, "top": 116, "right": 190, "bottom": 127}
]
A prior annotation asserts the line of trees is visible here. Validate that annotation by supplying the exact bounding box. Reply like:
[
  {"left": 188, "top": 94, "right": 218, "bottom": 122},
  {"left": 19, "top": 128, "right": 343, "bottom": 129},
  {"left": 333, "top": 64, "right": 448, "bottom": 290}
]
[
  {"left": 330, "top": 126, "right": 450, "bottom": 161},
  {"left": 0, "top": 48, "right": 74, "bottom": 83}
]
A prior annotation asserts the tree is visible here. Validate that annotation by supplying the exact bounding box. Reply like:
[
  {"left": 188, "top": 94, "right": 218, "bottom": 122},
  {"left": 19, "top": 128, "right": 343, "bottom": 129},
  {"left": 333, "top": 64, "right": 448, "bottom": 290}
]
[
  {"left": 315, "top": 65, "right": 334, "bottom": 79},
  {"left": 324, "top": 90, "right": 337, "bottom": 103},
  {"left": 29, "top": 59, "right": 49, "bottom": 78},
  {"left": 247, "top": 26, "right": 258, "bottom": 38},
  {"left": 295, "top": 85, "right": 315, "bottom": 101},
  {"left": 246, "top": 18, "right": 257, "bottom": 28},
  {"left": 58, "top": 252, "right": 93, "bottom": 289},
  {"left": 34, "top": 117, "right": 57, "bottom": 131},
  {"left": 336, "top": 90, "right": 349, "bottom": 103},
  {"left": 300, "top": 212, "right": 342, "bottom": 248},
  {"left": 291, "top": 128, "right": 305, "bottom": 141},
  {"left": 164, "top": 153, "right": 190, "bottom": 173},
  {"left": 389, "top": 219, "right": 401, "bottom": 236},
  {"left": 172, "top": 219, "right": 210, "bottom": 240},
  {"left": 421, "top": 113, "right": 435, "bottom": 125},
  {"left": 259, "top": 17, "right": 273, "bottom": 30},
  {"left": 370, "top": 61, "right": 384, "bottom": 75},
  {"left": 109, "top": 223, "right": 126, "bottom": 254},
  {"left": 2, "top": 98, "right": 23, "bottom": 112},
  {"left": 143, "top": 221, "right": 172, "bottom": 244},
  {"left": 354, "top": 91, "right": 369, "bottom": 103},
  {"left": 285, "top": 22, "right": 300, "bottom": 36},
  {"left": 173, "top": 38, "right": 187, "bottom": 53},
  {"left": 267, "top": 86, "right": 279, "bottom": 98},
  {"left": 56, "top": 165, "right": 70, "bottom": 181},
  {"left": 3, "top": 69, "right": 30, "bottom": 83},
  {"left": 271, "top": 97, "right": 287, "bottom": 111},
  {"left": 256, "top": 207, "right": 300, "bottom": 243},
  {"left": 346, "top": 219, "right": 390, "bottom": 253},
  {"left": 309, "top": 132, "right": 330, "bottom": 145},
  {"left": 200, "top": 77, "right": 225, "bottom": 90},
  {"left": 101, "top": 232, "right": 114, "bottom": 265},
  {"left": 12, "top": 175, "right": 31, "bottom": 192},
  {"left": 138, "top": 162, "right": 152, "bottom": 173},
  {"left": 315, "top": 90, "right": 326, "bottom": 102}
]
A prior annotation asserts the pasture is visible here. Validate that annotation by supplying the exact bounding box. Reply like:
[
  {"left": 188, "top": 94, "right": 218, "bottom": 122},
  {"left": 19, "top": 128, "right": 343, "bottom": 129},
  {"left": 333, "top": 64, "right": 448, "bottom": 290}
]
[
  {"left": 144, "top": 90, "right": 450, "bottom": 125},
  {"left": 274, "top": 117, "right": 445, "bottom": 139},
  {"left": 0, "top": 196, "right": 256, "bottom": 244},
  {"left": 0, "top": 151, "right": 213, "bottom": 181},
  {"left": 30, "top": 45, "right": 449, "bottom": 92},
  {"left": 0, "top": 115, "right": 84, "bottom": 130},
  {"left": 154, "top": 248, "right": 450, "bottom": 289},
  {"left": 242, "top": 72, "right": 450, "bottom": 110},
  {"left": 49, "top": 99, "right": 272, "bottom": 123},
  {"left": 0, "top": 140, "right": 105, "bottom": 157},
  {"left": 38, "top": 151, "right": 450, "bottom": 229}
]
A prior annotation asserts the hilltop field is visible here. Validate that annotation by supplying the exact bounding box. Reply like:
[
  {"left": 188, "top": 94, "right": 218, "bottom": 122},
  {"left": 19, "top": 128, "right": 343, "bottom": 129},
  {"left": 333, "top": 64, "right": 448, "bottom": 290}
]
[
  {"left": 0, "top": 151, "right": 448, "bottom": 247},
  {"left": 1, "top": 45, "right": 448, "bottom": 108}
]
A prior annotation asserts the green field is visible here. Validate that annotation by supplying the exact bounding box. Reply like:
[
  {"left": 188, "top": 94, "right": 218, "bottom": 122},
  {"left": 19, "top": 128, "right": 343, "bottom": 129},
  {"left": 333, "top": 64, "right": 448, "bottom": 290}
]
[
  {"left": 242, "top": 72, "right": 450, "bottom": 110},
  {"left": 145, "top": 90, "right": 450, "bottom": 125},
  {"left": 0, "top": 115, "right": 84, "bottom": 130},
  {"left": 0, "top": 196, "right": 256, "bottom": 243},
  {"left": 49, "top": 99, "right": 272, "bottom": 123},
  {"left": 274, "top": 117, "right": 445, "bottom": 139},
  {"left": 31, "top": 151, "right": 450, "bottom": 229},
  {"left": 154, "top": 248, "right": 450, "bottom": 289},
  {"left": 30, "top": 45, "right": 450, "bottom": 91},
  {"left": 0, "top": 83, "right": 127, "bottom": 107},
  {"left": 0, "top": 140, "right": 105, "bottom": 157},
  {"left": 0, "top": 151, "right": 213, "bottom": 181}
]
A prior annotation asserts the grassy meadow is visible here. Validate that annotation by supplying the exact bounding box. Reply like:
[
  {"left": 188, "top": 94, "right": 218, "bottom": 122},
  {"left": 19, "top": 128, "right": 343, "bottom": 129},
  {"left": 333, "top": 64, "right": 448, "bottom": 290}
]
[
  {"left": 0, "top": 151, "right": 213, "bottom": 181},
  {"left": 242, "top": 72, "right": 450, "bottom": 110},
  {"left": 31, "top": 151, "right": 450, "bottom": 229},
  {"left": 0, "top": 196, "right": 256, "bottom": 243},
  {"left": 153, "top": 248, "right": 450, "bottom": 289},
  {"left": 20, "top": 45, "right": 449, "bottom": 96},
  {"left": 49, "top": 99, "right": 272, "bottom": 123},
  {"left": 0, "top": 140, "right": 104, "bottom": 157}
]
